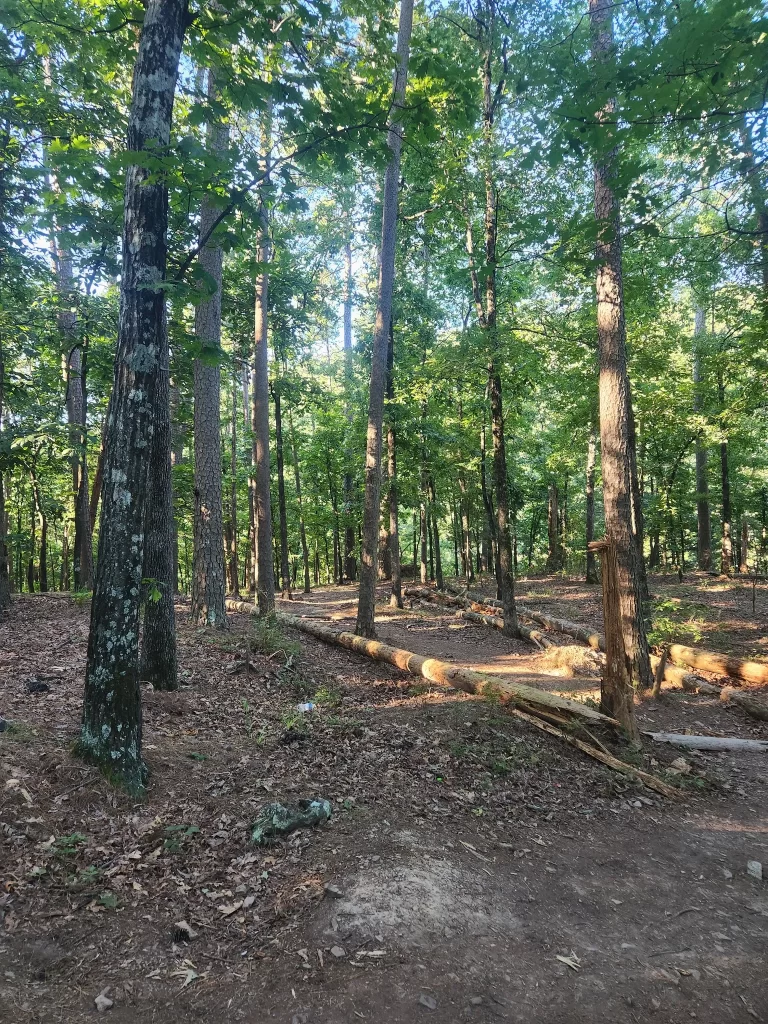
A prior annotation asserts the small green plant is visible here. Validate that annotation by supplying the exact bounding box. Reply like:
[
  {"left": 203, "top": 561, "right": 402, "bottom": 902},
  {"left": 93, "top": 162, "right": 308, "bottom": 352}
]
[
  {"left": 74, "top": 865, "right": 102, "bottom": 886},
  {"left": 52, "top": 833, "right": 88, "bottom": 858},
  {"left": 312, "top": 683, "right": 342, "bottom": 707},
  {"left": 71, "top": 589, "right": 92, "bottom": 608},
  {"left": 648, "top": 598, "right": 707, "bottom": 648},
  {"left": 242, "top": 698, "right": 255, "bottom": 736},
  {"left": 98, "top": 891, "right": 119, "bottom": 910},
  {"left": 249, "top": 614, "right": 300, "bottom": 660},
  {"left": 281, "top": 709, "right": 308, "bottom": 733},
  {"left": 163, "top": 824, "right": 200, "bottom": 853}
]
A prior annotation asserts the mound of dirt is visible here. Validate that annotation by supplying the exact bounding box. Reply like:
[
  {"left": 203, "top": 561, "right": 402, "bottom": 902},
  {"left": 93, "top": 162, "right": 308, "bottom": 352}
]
[{"left": 538, "top": 644, "right": 604, "bottom": 678}]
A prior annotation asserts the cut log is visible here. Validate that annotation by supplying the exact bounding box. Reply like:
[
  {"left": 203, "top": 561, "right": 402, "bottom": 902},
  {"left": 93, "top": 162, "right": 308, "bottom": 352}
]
[
  {"left": 405, "top": 586, "right": 552, "bottom": 647},
  {"left": 517, "top": 709, "right": 680, "bottom": 799},
  {"left": 645, "top": 732, "right": 768, "bottom": 752},
  {"left": 667, "top": 644, "right": 768, "bottom": 686},
  {"left": 225, "top": 599, "right": 260, "bottom": 615},
  {"left": 279, "top": 611, "right": 612, "bottom": 725},
  {"left": 681, "top": 676, "right": 768, "bottom": 722},
  {"left": 223, "top": 599, "right": 679, "bottom": 797}
]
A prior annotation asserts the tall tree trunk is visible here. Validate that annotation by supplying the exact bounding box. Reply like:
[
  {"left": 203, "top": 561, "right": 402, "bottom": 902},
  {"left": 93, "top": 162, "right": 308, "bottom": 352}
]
[
  {"left": 419, "top": 501, "right": 428, "bottom": 584},
  {"left": 590, "top": 0, "right": 651, "bottom": 722},
  {"left": 386, "top": 317, "right": 402, "bottom": 607},
  {"left": 342, "top": 231, "right": 357, "bottom": 582},
  {"left": 140, "top": 305, "right": 177, "bottom": 690},
  {"left": 287, "top": 407, "right": 310, "bottom": 594},
  {"left": 191, "top": 67, "right": 227, "bottom": 628},
  {"left": 226, "top": 367, "right": 240, "bottom": 595},
  {"left": 252, "top": 105, "right": 276, "bottom": 615},
  {"left": 693, "top": 306, "right": 712, "bottom": 570},
  {"left": 585, "top": 425, "right": 599, "bottom": 583},
  {"left": 355, "top": 0, "right": 414, "bottom": 637},
  {"left": 428, "top": 477, "right": 443, "bottom": 591},
  {"left": 273, "top": 377, "right": 292, "bottom": 599},
  {"left": 458, "top": 471, "right": 475, "bottom": 584},
  {"left": 718, "top": 372, "right": 732, "bottom": 574},
  {"left": 740, "top": 517, "right": 749, "bottom": 573},
  {"left": 328, "top": 461, "right": 341, "bottom": 584},
  {"left": 0, "top": 342, "right": 10, "bottom": 611},
  {"left": 80, "top": 0, "right": 187, "bottom": 793},
  {"left": 31, "top": 466, "right": 48, "bottom": 592},
  {"left": 546, "top": 483, "right": 563, "bottom": 572},
  {"left": 89, "top": 416, "right": 106, "bottom": 540}
]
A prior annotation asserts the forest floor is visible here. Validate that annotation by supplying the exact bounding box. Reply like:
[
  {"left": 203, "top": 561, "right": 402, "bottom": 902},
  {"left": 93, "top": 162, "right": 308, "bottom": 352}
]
[{"left": 1, "top": 573, "right": 767, "bottom": 1024}]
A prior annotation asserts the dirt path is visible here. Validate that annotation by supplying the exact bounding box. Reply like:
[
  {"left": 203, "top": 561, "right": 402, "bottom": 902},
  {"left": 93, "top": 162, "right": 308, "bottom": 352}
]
[{"left": 1, "top": 586, "right": 767, "bottom": 1023}]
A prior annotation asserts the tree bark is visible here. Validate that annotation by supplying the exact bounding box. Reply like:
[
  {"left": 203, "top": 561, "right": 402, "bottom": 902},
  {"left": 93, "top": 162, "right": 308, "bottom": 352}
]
[
  {"left": 740, "top": 516, "right": 749, "bottom": 573},
  {"left": 355, "top": 0, "right": 414, "bottom": 638},
  {"left": 191, "top": 66, "right": 228, "bottom": 628},
  {"left": 252, "top": 103, "right": 276, "bottom": 615},
  {"left": 589, "top": 0, "right": 652, "bottom": 707},
  {"left": 428, "top": 475, "right": 443, "bottom": 591},
  {"left": 140, "top": 304, "right": 177, "bottom": 690},
  {"left": 342, "top": 231, "right": 357, "bottom": 582},
  {"left": 546, "top": 483, "right": 564, "bottom": 572},
  {"left": 226, "top": 366, "right": 240, "bottom": 595},
  {"left": 287, "top": 406, "right": 310, "bottom": 593},
  {"left": 718, "top": 372, "right": 732, "bottom": 574},
  {"left": 79, "top": 0, "right": 187, "bottom": 794},
  {"left": 692, "top": 307, "right": 712, "bottom": 570},
  {"left": 273, "top": 377, "right": 292, "bottom": 599},
  {"left": 0, "top": 342, "right": 10, "bottom": 612},
  {"left": 386, "top": 317, "right": 402, "bottom": 607},
  {"left": 585, "top": 425, "right": 599, "bottom": 583}
]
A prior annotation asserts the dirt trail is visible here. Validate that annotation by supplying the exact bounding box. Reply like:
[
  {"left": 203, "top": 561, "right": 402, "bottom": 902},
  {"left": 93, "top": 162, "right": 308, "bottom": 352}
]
[{"left": 1, "top": 586, "right": 767, "bottom": 1023}]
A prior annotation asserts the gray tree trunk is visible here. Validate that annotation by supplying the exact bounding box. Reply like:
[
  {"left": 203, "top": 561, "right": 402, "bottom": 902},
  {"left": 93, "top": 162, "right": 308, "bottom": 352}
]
[
  {"left": 252, "top": 103, "right": 276, "bottom": 614},
  {"left": 288, "top": 406, "right": 311, "bottom": 593},
  {"left": 342, "top": 232, "right": 357, "bottom": 581},
  {"left": 226, "top": 366, "right": 240, "bottom": 595},
  {"left": 80, "top": 0, "right": 188, "bottom": 793},
  {"left": 355, "top": 0, "right": 414, "bottom": 637},
  {"left": 191, "top": 67, "right": 228, "bottom": 628},
  {"left": 140, "top": 304, "right": 177, "bottom": 690},
  {"left": 585, "top": 424, "right": 599, "bottom": 583},
  {"left": 273, "top": 376, "right": 292, "bottom": 599},
  {"left": 589, "top": 0, "right": 652, "bottom": 719}
]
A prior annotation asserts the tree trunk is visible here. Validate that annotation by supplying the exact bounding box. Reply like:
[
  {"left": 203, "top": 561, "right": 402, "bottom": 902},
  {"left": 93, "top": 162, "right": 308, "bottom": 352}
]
[
  {"left": 489, "top": 369, "right": 517, "bottom": 636},
  {"left": 252, "top": 104, "right": 276, "bottom": 615},
  {"left": 355, "top": 0, "right": 414, "bottom": 638},
  {"left": 386, "top": 322, "right": 402, "bottom": 607},
  {"left": 0, "top": 343, "right": 10, "bottom": 611},
  {"left": 692, "top": 307, "right": 712, "bottom": 570},
  {"left": 89, "top": 416, "right": 106, "bottom": 540},
  {"left": 546, "top": 483, "right": 563, "bottom": 572},
  {"left": 589, "top": 0, "right": 652, "bottom": 709},
  {"left": 273, "top": 378, "right": 292, "bottom": 599},
  {"left": 287, "top": 407, "right": 310, "bottom": 594},
  {"left": 140, "top": 305, "right": 177, "bottom": 690},
  {"left": 226, "top": 366, "right": 240, "bottom": 595},
  {"left": 419, "top": 501, "right": 428, "bottom": 584},
  {"left": 342, "top": 232, "right": 357, "bottom": 582},
  {"left": 717, "top": 372, "right": 732, "bottom": 575},
  {"left": 191, "top": 66, "right": 227, "bottom": 628},
  {"left": 428, "top": 476, "right": 443, "bottom": 591},
  {"left": 79, "top": 0, "right": 187, "bottom": 794},
  {"left": 740, "top": 516, "right": 749, "bottom": 573},
  {"left": 585, "top": 425, "right": 599, "bottom": 583},
  {"left": 458, "top": 470, "right": 475, "bottom": 584},
  {"left": 31, "top": 467, "right": 48, "bottom": 592}
]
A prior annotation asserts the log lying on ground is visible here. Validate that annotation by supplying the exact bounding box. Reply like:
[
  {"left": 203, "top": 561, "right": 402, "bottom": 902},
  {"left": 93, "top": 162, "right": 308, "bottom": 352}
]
[
  {"left": 457, "top": 609, "right": 553, "bottom": 648},
  {"left": 280, "top": 610, "right": 608, "bottom": 725},
  {"left": 667, "top": 644, "right": 768, "bottom": 686},
  {"left": 225, "top": 598, "right": 260, "bottom": 615},
  {"left": 645, "top": 732, "right": 768, "bottom": 753},
  {"left": 405, "top": 585, "right": 551, "bottom": 647},
  {"left": 277, "top": 612, "right": 681, "bottom": 798},
  {"left": 681, "top": 676, "right": 768, "bottom": 722}
]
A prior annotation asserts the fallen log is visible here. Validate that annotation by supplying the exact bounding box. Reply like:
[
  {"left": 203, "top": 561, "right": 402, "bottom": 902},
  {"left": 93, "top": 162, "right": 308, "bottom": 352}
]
[
  {"left": 223, "top": 601, "right": 679, "bottom": 797},
  {"left": 457, "top": 609, "right": 552, "bottom": 648},
  {"left": 645, "top": 732, "right": 768, "bottom": 753},
  {"left": 681, "top": 676, "right": 768, "bottom": 723},
  {"left": 225, "top": 599, "right": 260, "bottom": 615},
  {"left": 667, "top": 644, "right": 768, "bottom": 686},
  {"left": 279, "top": 611, "right": 611, "bottom": 726}
]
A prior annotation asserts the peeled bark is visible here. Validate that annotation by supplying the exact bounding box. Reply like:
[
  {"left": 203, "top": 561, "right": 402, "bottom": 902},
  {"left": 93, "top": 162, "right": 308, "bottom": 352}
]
[
  {"left": 355, "top": 0, "right": 414, "bottom": 638},
  {"left": 252, "top": 104, "right": 276, "bottom": 615},
  {"left": 589, "top": 0, "right": 652, "bottom": 711},
  {"left": 140, "top": 306, "right": 177, "bottom": 691},
  {"left": 191, "top": 66, "right": 228, "bottom": 628},
  {"left": 693, "top": 307, "right": 712, "bottom": 570},
  {"left": 80, "top": 0, "right": 188, "bottom": 794}
]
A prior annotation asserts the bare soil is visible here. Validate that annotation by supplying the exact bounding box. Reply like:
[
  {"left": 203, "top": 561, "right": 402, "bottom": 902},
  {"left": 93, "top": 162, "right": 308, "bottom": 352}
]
[{"left": 1, "top": 578, "right": 767, "bottom": 1023}]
